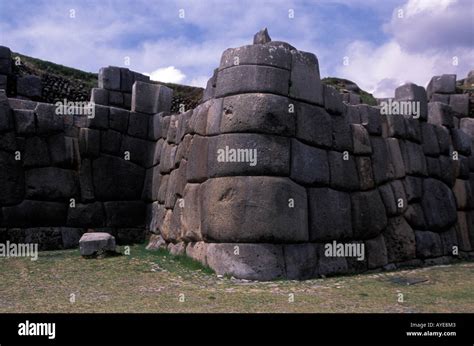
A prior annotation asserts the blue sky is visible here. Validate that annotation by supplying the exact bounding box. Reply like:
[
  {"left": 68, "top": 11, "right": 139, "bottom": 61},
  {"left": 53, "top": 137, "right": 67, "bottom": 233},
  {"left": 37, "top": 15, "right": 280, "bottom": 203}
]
[{"left": 0, "top": 0, "right": 472, "bottom": 97}]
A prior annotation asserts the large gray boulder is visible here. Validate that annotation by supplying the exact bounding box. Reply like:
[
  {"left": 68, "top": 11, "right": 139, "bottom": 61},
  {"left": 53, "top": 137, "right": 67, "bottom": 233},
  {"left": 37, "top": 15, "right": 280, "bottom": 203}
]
[
  {"left": 220, "top": 93, "right": 295, "bottom": 136},
  {"left": 132, "top": 81, "right": 172, "bottom": 114},
  {"left": 215, "top": 65, "right": 290, "bottom": 98},
  {"left": 384, "top": 216, "right": 416, "bottom": 263},
  {"left": 25, "top": 167, "right": 79, "bottom": 201},
  {"left": 289, "top": 50, "right": 323, "bottom": 105},
  {"left": 200, "top": 176, "right": 308, "bottom": 242},
  {"left": 421, "top": 178, "right": 457, "bottom": 231},
  {"left": 79, "top": 232, "right": 116, "bottom": 256},
  {"left": 427, "top": 74, "right": 456, "bottom": 99},
  {"left": 219, "top": 44, "right": 291, "bottom": 71},
  {"left": 290, "top": 139, "right": 329, "bottom": 185},
  {"left": 308, "top": 188, "right": 352, "bottom": 241},
  {"left": 295, "top": 102, "right": 332, "bottom": 148},
  {"left": 351, "top": 190, "right": 388, "bottom": 239},
  {"left": 206, "top": 243, "right": 286, "bottom": 281}
]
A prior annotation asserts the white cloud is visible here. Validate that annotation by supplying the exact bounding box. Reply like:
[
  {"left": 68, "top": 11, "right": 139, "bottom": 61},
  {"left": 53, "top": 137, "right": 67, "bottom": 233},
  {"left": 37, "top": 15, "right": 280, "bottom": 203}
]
[
  {"left": 336, "top": 0, "right": 474, "bottom": 97},
  {"left": 149, "top": 66, "right": 186, "bottom": 83}
]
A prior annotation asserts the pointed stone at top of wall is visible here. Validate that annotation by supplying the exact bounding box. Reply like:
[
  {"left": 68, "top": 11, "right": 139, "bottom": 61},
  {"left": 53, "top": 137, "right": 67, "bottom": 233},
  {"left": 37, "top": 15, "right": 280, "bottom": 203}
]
[{"left": 253, "top": 28, "right": 271, "bottom": 44}]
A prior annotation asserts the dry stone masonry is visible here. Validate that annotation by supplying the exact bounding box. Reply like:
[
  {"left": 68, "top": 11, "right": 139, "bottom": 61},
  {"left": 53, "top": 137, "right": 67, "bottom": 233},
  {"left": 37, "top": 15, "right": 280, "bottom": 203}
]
[{"left": 0, "top": 29, "right": 473, "bottom": 280}]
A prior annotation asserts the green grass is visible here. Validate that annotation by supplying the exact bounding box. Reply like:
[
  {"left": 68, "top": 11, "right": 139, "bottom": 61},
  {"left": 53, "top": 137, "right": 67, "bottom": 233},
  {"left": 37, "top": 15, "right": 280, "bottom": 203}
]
[{"left": 0, "top": 244, "right": 473, "bottom": 313}]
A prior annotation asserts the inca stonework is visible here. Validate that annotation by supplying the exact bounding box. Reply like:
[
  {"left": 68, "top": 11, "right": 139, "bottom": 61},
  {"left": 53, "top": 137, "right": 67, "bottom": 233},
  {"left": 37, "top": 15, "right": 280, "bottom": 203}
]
[{"left": 0, "top": 30, "right": 473, "bottom": 280}]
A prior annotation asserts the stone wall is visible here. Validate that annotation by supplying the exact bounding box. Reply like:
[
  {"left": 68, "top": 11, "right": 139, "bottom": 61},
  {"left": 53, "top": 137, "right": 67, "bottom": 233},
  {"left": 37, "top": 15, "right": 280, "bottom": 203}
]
[
  {"left": 0, "top": 66, "right": 173, "bottom": 249},
  {"left": 0, "top": 30, "right": 473, "bottom": 280},
  {"left": 146, "top": 31, "right": 474, "bottom": 280}
]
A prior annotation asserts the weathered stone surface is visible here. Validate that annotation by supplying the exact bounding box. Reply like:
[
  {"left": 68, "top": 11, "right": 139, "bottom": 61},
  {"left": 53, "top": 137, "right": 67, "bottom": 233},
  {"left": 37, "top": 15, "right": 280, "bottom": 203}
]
[
  {"left": 148, "top": 113, "right": 162, "bottom": 140},
  {"left": 79, "top": 159, "right": 94, "bottom": 202},
  {"left": 100, "top": 129, "right": 122, "bottom": 155},
  {"left": 384, "top": 216, "right": 416, "bottom": 263},
  {"left": 168, "top": 242, "right": 186, "bottom": 256},
  {"left": 284, "top": 243, "right": 318, "bottom": 280},
  {"left": 295, "top": 102, "right": 332, "bottom": 148},
  {"left": 87, "top": 104, "right": 109, "bottom": 130},
  {"left": 379, "top": 184, "right": 397, "bottom": 216},
  {"left": 323, "top": 85, "right": 343, "bottom": 115},
  {"left": 116, "top": 228, "right": 145, "bottom": 245},
  {"left": 2, "top": 200, "right": 67, "bottom": 226},
  {"left": 146, "top": 202, "right": 166, "bottom": 233},
  {"left": 142, "top": 166, "right": 161, "bottom": 201},
  {"left": 109, "top": 107, "right": 129, "bottom": 133},
  {"left": 394, "top": 82, "right": 428, "bottom": 120},
  {"left": 415, "top": 231, "right": 443, "bottom": 258},
  {"left": 289, "top": 50, "right": 323, "bottom": 105},
  {"left": 453, "top": 179, "right": 472, "bottom": 210},
  {"left": 440, "top": 227, "right": 458, "bottom": 256},
  {"left": 61, "top": 227, "right": 86, "bottom": 249},
  {"left": 455, "top": 211, "right": 472, "bottom": 251},
  {"left": 219, "top": 43, "right": 291, "bottom": 71},
  {"left": 405, "top": 203, "right": 426, "bottom": 229},
  {"left": 351, "top": 190, "right": 388, "bottom": 239},
  {"left": 108, "top": 91, "right": 123, "bottom": 106},
  {"left": 215, "top": 65, "right": 290, "bottom": 98},
  {"left": 438, "top": 155, "right": 456, "bottom": 187},
  {"left": 421, "top": 178, "right": 457, "bottom": 231},
  {"left": 132, "top": 81, "right": 172, "bottom": 114},
  {"left": 386, "top": 114, "right": 406, "bottom": 138},
  {"left": 451, "top": 129, "right": 471, "bottom": 155},
  {"left": 206, "top": 243, "right": 286, "bottom": 281},
  {"left": 67, "top": 202, "right": 105, "bottom": 227},
  {"left": 309, "top": 188, "right": 352, "bottom": 241},
  {"left": 404, "top": 118, "right": 421, "bottom": 143},
  {"left": 119, "top": 69, "right": 135, "bottom": 92},
  {"left": 185, "top": 242, "right": 207, "bottom": 265},
  {"left": 328, "top": 151, "right": 359, "bottom": 191},
  {"left": 14, "top": 109, "right": 36, "bottom": 135},
  {"left": 428, "top": 102, "right": 454, "bottom": 128},
  {"left": 356, "top": 156, "right": 375, "bottom": 190},
  {"left": 220, "top": 93, "right": 295, "bottom": 136},
  {"left": 370, "top": 136, "right": 390, "bottom": 184},
  {"left": 427, "top": 74, "right": 456, "bottom": 99},
  {"left": 181, "top": 184, "right": 202, "bottom": 241},
  {"left": 90, "top": 88, "right": 109, "bottom": 105},
  {"left": 25, "top": 167, "right": 79, "bottom": 201},
  {"left": 201, "top": 177, "right": 308, "bottom": 242},
  {"left": 290, "top": 139, "right": 329, "bottom": 185},
  {"left": 79, "top": 232, "right": 116, "bottom": 256},
  {"left": 399, "top": 140, "right": 427, "bottom": 176},
  {"left": 104, "top": 201, "right": 146, "bottom": 227},
  {"left": 157, "top": 174, "right": 169, "bottom": 204},
  {"left": 358, "top": 105, "right": 382, "bottom": 135},
  {"left": 460, "top": 118, "right": 474, "bottom": 137},
  {"left": 431, "top": 93, "right": 450, "bottom": 103},
  {"left": 98, "top": 66, "right": 121, "bottom": 91},
  {"left": 189, "top": 103, "right": 208, "bottom": 136},
  {"left": 253, "top": 28, "right": 271, "bottom": 44},
  {"left": 128, "top": 111, "right": 149, "bottom": 139},
  {"left": 121, "top": 135, "right": 153, "bottom": 167},
  {"left": 7, "top": 227, "right": 63, "bottom": 250},
  {"left": 79, "top": 128, "right": 100, "bottom": 157},
  {"left": 421, "top": 123, "right": 440, "bottom": 156},
  {"left": 317, "top": 244, "right": 349, "bottom": 277},
  {"left": 17, "top": 75, "right": 42, "bottom": 98},
  {"left": 35, "top": 103, "right": 64, "bottom": 134},
  {"left": 449, "top": 94, "right": 469, "bottom": 117},
  {"left": 386, "top": 138, "right": 406, "bottom": 179},
  {"left": 351, "top": 124, "right": 371, "bottom": 154},
  {"left": 23, "top": 136, "right": 50, "bottom": 167},
  {"left": 365, "top": 235, "right": 388, "bottom": 269},
  {"left": 0, "top": 151, "right": 24, "bottom": 205},
  {"left": 48, "top": 134, "right": 79, "bottom": 168},
  {"left": 332, "top": 116, "right": 353, "bottom": 152},
  {"left": 206, "top": 133, "right": 291, "bottom": 178},
  {"left": 93, "top": 156, "right": 145, "bottom": 200},
  {"left": 435, "top": 126, "right": 452, "bottom": 155}
]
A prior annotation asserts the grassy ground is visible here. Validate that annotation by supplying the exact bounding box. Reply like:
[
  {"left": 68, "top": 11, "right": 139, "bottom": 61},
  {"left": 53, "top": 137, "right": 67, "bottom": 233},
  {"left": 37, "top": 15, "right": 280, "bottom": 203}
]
[{"left": 0, "top": 244, "right": 473, "bottom": 313}]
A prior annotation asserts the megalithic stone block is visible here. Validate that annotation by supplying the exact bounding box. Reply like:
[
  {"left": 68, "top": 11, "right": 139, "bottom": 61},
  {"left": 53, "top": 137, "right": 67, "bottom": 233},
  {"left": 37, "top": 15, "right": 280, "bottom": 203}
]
[
  {"left": 2, "top": 200, "right": 68, "bottom": 227},
  {"left": 215, "top": 65, "right": 290, "bottom": 98},
  {"left": 98, "top": 66, "right": 121, "bottom": 91},
  {"left": 289, "top": 50, "right": 323, "bottom": 105},
  {"left": 0, "top": 151, "right": 25, "bottom": 205},
  {"left": 290, "top": 139, "right": 329, "bottom": 185},
  {"left": 220, "top": 93, "right": 295, "bottom": 136},
  {"left": 421, "top": 178, "right": 457, "bottom": 231},
  {"left": 206, "top": 243, "right": 286, "bottom": 281},
  {"left": 90, "top": 88, "right": 109, "bottom": 106},
  {"left": 132, "top": 81, "right": 173, "bottom": 115},
  {"left": 351, "top": 190, "right": 388, "bottom": 239},
  {"left": 308, "top": 187, "right": 352, "bottom": 241},
  {"left": 426, "top": 74, "right": 456, "bottom": 99},
  {"left": 0, "top": 46, "right": 12, "bottom": 74},
  {"left": 449, "top": 94, "right": 469, "bottom": 117},
  {"left": 295, "top": 102, "right": 332, "bottom": 148},
  {"left": 384, "top": 216, "right": 416, "bottom": 263},
  {"left": 17, "top": 75, "right": 42, "bottom": 98},
  {"left": 427, "top": 102, "right": 454, "bottom": 128},
  {"left": 219, "top": 44, "right": 291, "bottom": 71},
  {"left": 25, "top": 167, "right": 79, "bottom": 201},
  {"left": 201, "top": 176, "right": 308, "bottom": 243},
  {"left": 394, "top": 83, "right": 428, "bottom": 120},
  {"left": 253, "top": 28, "right": 271, "bottom": 44}
]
